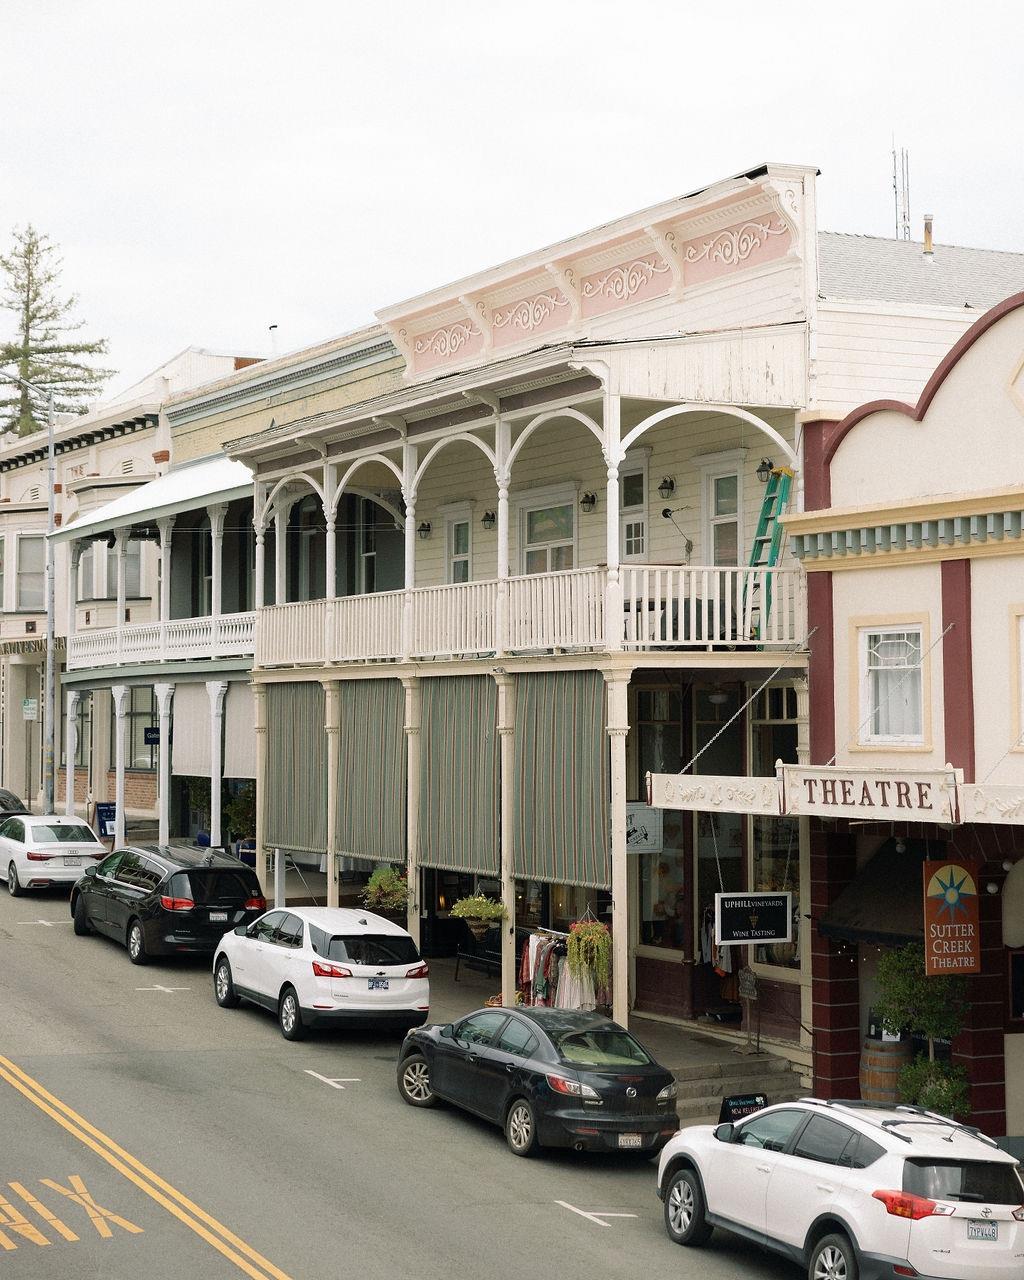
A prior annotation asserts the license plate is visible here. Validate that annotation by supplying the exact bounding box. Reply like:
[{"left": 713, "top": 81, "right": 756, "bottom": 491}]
[
  {"left": 617, "top": 1133, "right": 643, "bottom": 1149},
  {"left": 968, "top": 1220, "right": 998, "bottom": 1242},
  {"left": 64, "top": 857, "right": 81, "bottom": 867},
  {"left": 209, "top": 911, "right": 228, "bottom": 922},
  {"left": 368, "top": 978, "right": 389, "bottom": 991}
]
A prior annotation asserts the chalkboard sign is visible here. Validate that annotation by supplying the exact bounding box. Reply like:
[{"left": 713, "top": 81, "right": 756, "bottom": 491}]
[
  {"left": 718, "top": 1093, "right": 767, "bottom": 1125},
  {"left": 715, "top": 892, "right": 793, "bottom": 945},
  {"left": 95, "top": 802, "right": 117, "bottom": 839},
  {"left": 738, "top": 966, "right": 758, "bottom": 1002}
]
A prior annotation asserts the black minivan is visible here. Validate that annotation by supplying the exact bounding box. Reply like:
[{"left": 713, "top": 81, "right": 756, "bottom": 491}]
[{"left": 70, "top": 845, "right": 266, "bottom": 964}]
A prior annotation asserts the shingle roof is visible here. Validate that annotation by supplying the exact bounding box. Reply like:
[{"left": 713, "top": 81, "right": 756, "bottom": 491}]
[{"left": 817, "top": 231, "right": 1024, "bottom": 310}]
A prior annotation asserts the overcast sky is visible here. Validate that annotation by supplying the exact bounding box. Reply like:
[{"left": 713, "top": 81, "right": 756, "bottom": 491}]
[{"left": 3, "top": 0, "right": 1022, "bottom": 397}]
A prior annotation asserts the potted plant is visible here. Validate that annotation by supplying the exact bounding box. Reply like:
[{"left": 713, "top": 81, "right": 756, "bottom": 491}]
[
  {"left": 451, "top": 894, "right": 507, "bottom": 941},
  {"left": 361, "top": 866, "right": 409, "bottom": 915},
  {"left": 224, "top": 782, "right": 256, "bottom": 862},
  {"left": 567, "top": 917, "right": 612, "bottom": 991}
]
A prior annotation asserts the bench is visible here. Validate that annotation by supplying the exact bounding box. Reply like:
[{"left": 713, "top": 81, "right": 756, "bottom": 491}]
[{"left": 454, "top": 937, "right": 501, "bottom": 981}]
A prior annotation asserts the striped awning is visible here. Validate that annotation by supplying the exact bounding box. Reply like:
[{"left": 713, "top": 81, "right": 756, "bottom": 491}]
[
  {"left": 513, "top": 670, "right": 610, "bottom": 888},
  {"left": 265, "top": 682, "right": 327, "bottom": 854},
  {"left": 337, "top": 679, "right": 406, "bottom": 863},
  {"left": 419, "top": 676, "right": 498, "bottom": 875}
]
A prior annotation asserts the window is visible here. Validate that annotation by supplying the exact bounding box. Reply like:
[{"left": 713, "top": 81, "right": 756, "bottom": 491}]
[
  {"left": 28, "top": 821, "right": 97, "bottom": 844},
  {"left": 62, "top": 691, "right": 91, "bottom": 769},
  {"left": 903, "top": 1159, "right": 1024, "bottom": 1206},
  {"left": 793, "top": 1116, "right": 857, "bottom": 1165},
  {"left": 169, "top": 869, "right": 261, "bottom": 904},
  {"left": 495, "top": 1019, "right": 539, "bottom": 1058},
  {"left": 634, "top": 687, "right": 686, "bottom": 951},
  {"left": 522, "top": 502, "right": 574, "bottom": 574},
  {"left": 555, "top": 1027, "right": 652, "bottom": 1067},
  {"left": 254, "top": 911, "right": 286, "bottom": 942},
  {"left": 79, "top": 544, "right": 95, "bottom": 599},
  {"left": 620, "top": 465, "right": 647, "bottom": 562},
  {"left": 16, "top": 535, "right": 44, "bottom": 610},
  {"left": 700, "top": 455, "right": 744, "bottom": 566},
  {"left": 116, "top": 851, "right": 162, "bottom": 891},
  {"left": 736, "top": 1108, "right": 804, "bottom": 1151},
  {"left": 105, "top": 540, "right": 141, "bottom": 599},
  {"left": 860, "top": 626, "right": 924, "bottom": 743},
  {"left": 447, "top": 518, "right": 471, "bottom": 583},
  {"left": 454, "top": 1011, "right": 508, "bottom": 1046},
  {"left": 277, "top": 914, "right": 304, "bottom": 949},
  {"left": 325, "top": 934, "right": 420, "bottom": 966},
  {"left": 750, "top": 684, "right": 800, "bottom": 970},
  {"left": 1, "top": 818, "right": 25, "bottom": 843},
  {"left": 96, "top": 852, "right": 124, "bottom": 879},
  {"left": 110, "top": 688, "right": 157, "bottom": 770}
]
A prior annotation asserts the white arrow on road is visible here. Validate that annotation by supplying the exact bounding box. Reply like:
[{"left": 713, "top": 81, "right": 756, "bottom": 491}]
[
  {"left": 134, "top": 985, "right": 191, "bottom": 993},
  {"left": 304, "top": 1070, "right": 361, "bottom": 1090},
  {"left": 556, "top": 1201, "right": 640, "bottom": 1228},
  {"left": 17, "top": 919, "right": 72, "bottom": 927}
]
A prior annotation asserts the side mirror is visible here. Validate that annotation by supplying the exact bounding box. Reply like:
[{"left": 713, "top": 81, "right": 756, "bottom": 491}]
[
  {"left": 234, "top": 925, "right": 248, "bottom": 936},
  {"left": 84, "top": 865, "right": 98, "bottom": 877},
  {"left": 714, "top": 1122, "right": 735, "bottom": 1143},
  {"left": 439, "top": 1024, "right": 454, "bottom": 1039}
]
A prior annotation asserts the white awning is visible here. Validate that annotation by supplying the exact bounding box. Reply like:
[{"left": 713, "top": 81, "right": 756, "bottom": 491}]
[
  {"left": 172, "top": 682, "right": 211, "bottom": 778},
  {"left": 53, "top": 455, "right": 253, "bottom": 543},
  {"left": 224, "top": 682, "right": 256, "bottom": 779}
]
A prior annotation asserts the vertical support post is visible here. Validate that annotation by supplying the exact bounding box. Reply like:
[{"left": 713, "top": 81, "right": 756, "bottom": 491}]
[
  {"left": 604, "top": 392, "right": 623, "bottom": 650},
  {"left": 795, "top": 676, "right": 812, "bottom": 1045},
  {"left": 67, "top": 542, "right": 82, "bottom": 640},
  {"left": 112, "top": 684, "right": 128, "bottom": 847},
  {"left": 154, "top": 683, "right": 174, "bottom": 846},
  {"left": 114, "top": 531, "right": 128, "bottom": 664},
  {"left": 157, "top": 517, "right": 175, "bottom": 658},
  {"left": 323, "top": 462, "right": 337, "bottom": 599},
  {"left": 604, "top": 672, "right": 631, "bottom": 1025},
  {"left": 207, "top": 681, "right": 228, "bottom": 848},
  {"left": 494, "top": 413, "right": 511, "bottom": 655},
  {"left": 64, "top": 689, "right": 80, "bottom": 816},
  {"left": 209, "top": 503, "right": 227, "bottom": 617},
  {"left": 401, "top": 443, "right": 418, "bottom": 662},
  {"left": 402, "top": 676, "right": 421, "bottom": 946},
  {"left": 253, "top": 682, "right": 269, "bottom": 895},
  {"left": 274, "top": 503, "right": 289, "bottom": 605},
  {"left": 254, "top": 526, "right": 266, "bottom": 611},
  {"left": 274, "top": 847, "right": 286, "bottom": 908},
  {"left": 323, "top": 678, "right": 340, "bottom": 909},
  {"left": 495, "top": 673, "right": 517, "bottom": 1004}
]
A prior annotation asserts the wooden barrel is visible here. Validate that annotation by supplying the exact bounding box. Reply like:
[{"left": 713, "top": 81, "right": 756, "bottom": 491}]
[{"left": 859, "top": 1039, "right": 912, "bottom": 1104}]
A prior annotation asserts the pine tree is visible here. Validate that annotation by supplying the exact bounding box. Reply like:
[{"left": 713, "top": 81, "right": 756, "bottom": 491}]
[{"left": 0, "top": 225, "right": 113, "bottom": 436}]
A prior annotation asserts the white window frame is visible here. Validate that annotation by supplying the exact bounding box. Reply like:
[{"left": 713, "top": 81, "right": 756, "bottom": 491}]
[
  {"left": 441, "top": 503, "right": 473, "bottom": 584},
  {"left": 858, "top": 623, "right": 925, "bottom": 747},
  {"left": 1012, "top": 605, "right": 1024, "bottom": 755},
  {"left": 619, "top": 454, "right": 649, "bottom": 564},
  {"left": 15, "top": 533, "right": 45, "bottom": 611},
  {"left": 515, "top": 484, "right": 578, "bottom": 576},
  {"left": 699, "top": 450, "right": 746, "bottom": 568}
]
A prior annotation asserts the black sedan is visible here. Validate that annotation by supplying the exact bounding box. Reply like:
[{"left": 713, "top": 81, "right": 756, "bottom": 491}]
[{"left": 397, "top": 1007, "right": 679, "bottom": 1157}]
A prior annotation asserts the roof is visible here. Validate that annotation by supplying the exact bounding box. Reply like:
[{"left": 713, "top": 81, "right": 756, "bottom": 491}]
[
  {"left": 52, "top": 454, "right": 253, "bottom": 543},
  {"left": 127, "top": 845, "right": 249, "bottom": 869},
  {"left": 287, "top": 906, "right": 411, "bottom": 936},
  {"left": 818, "top": 231, "right": 1024, "bottom": 310}
]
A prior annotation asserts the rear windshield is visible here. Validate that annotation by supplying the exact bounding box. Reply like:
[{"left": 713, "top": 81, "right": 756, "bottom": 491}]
[
  {"left": 170, "top": 870, "right": 260, "bottom": 904},
  {"left": 321, "top": 934, "right": 419, "bottom": 966},
  {"left": 554, "top": 1027, "right": 653, "bottom": 1068},
  {"left": 904, "top": 1159, "right": 1024, "bottom": 1205},
  {"left": 30, "top": 822, "right": 97, "bottom": 844}
]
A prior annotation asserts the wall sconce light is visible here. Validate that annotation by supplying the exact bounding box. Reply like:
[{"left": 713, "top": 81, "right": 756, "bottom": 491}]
[
  {"left": 481, "top": 511, "right": 496, "bottom": 530},
  {"left": 707, "top": 685, "right": 729, "bottom": 706},
  {"left": 756, "top": 457, "right": 774, "bottom": 484},
  {"left": 580, "top": 492, "right": 597, "bottom": 513},
  {"left": 985, "top": 881, "right": 1000, "bottom": 895},
  {"left": 416, "top": 521, "right": 432, "bottom": 540},
  {"left": 657, "top": 477, "right": 675, "bottom": 500},
  {"left": 895, "top": 838, "right": 907, "bottom": 854}
]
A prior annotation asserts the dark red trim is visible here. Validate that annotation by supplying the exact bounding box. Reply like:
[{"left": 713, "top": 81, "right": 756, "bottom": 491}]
[
  {"left": 941, "top": 559, "right": 975, "bottom": 782},
  {"left": 801, "top": 419, "right": 837, "bottom": 511},
  {"left": 806, "top": 572, "right": 835, "bottom": 765},
  {"left": 823, "top": 291, "right": 1024, "bottom": 469}
]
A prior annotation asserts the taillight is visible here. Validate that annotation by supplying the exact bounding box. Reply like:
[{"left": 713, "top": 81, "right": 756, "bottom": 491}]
[
  {"left": 27, "top": 851, "right": 54, "bottom": 861},
  {"left": 159, "top": 896, "right": 195, "bottom": 912},
  {"left": 872, "top": 1190, "right": 955, "bottom": 1220},
  {"left": 244, "top": 896, "right": 266, "bottom": 911},
  {"left": 1013, "top": 1207, "right": 1024, "bottom": 1222},
  {"left": 406, "top": 963, "right": 429, "bottom": 979},
  {"left": 312, "top": 961, "right": 352, "bottom": 979},
  {"left": 546, "top": 1074, "right": 600, "bottom": 1100}
]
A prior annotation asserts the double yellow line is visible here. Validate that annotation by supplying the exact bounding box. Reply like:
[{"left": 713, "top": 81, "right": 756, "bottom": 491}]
[{"left": 0, "top": 1053, "right": 293, "bottom": 1280}]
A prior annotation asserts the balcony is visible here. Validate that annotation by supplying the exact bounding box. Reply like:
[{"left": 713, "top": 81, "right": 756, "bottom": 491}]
[
  {"left": 256, "top": 565, "right": 806, "bottom": 667},
  {"left": 66, "top": 611, "right": 256, "bottom": 671}
]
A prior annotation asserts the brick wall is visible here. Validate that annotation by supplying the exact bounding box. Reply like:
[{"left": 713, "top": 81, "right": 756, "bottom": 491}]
[
  {"left": 810, "top": 824, "right": 861, "bottom": 1099},
  {"left": 103, "top": 770, "right": 157, "bottom": 813},
  {"left": 55, "top": 767, "right": 89, "bottom": 803}
]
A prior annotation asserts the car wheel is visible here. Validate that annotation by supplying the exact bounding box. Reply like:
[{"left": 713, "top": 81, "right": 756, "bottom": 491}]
[
  {"left": 72, "top": 895, "right": 92, "bottom": 936},
  {"left": 505, "top": 1098, "right": 540, "bottom": 1157},
  {"left": 278, "top": 986, "right": 305, "bottom": 1041},
  {"left": 398, "top": 1053, "right": 438, "bottom": 1108},
  {"left": 7, "top": 861, "right": 23, "bottom": 897},
  {"left": 127, "top": 919, "right": 149, "bottom": 965},
  {"left": 664, "top": 1167, "right": 713, "bottom": 1246},
  {"left": 214, "top": 956, "right": 241, "bottom": 1009},
  {"left": 809, "top": 1233, "right": 859, "bottom": 1280}
]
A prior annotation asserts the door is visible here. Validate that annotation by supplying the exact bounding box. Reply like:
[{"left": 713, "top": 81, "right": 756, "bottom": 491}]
[
  {"left": 432, "top": 1010, "right": 508, "bottom": 1108},
  {"left": 703, "top": 1107, "right": 806, "bottom": 1233},
  {"left": 764, "top": 1115, "right": 857, "bottom": 1250},
  {"left": 105, "top": 850, "right": 158, "bottom": 943},
  {"left": 0, "top": 816, "right": 24, "bottom": 881},
  {"left": 472, "top": 1016, "right": 540, "bottom": 1123},
  {"left": 85, "top": 851, "right": 124, "bottom": 934},
  {"left": 240, "top": 911, "right": 288, "bottom": 1001},
  {"left": 266, "top": 913, "right": 306, "bottom": 1006}
]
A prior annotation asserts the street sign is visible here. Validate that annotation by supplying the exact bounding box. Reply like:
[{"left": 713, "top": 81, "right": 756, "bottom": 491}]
[
  {"left": 95, "top": 802, "right": 117, "bottom": 839},
  {"left": 715, "top": 892, "right": 793, "bottom": 945},
  {"left": 22, "top": 698, "right": 38, "bottom": 721},
  {"left": 923, "top": 860, "right": 981, "bottom": 976},
  {"left": 718, "top": 1093, "right": 767, "bottom": 1124},
  {"left": 143, "top": 726, "right": 170, "bottom": 746}
]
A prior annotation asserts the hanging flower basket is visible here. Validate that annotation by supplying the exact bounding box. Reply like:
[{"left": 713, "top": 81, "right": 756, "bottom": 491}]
[
  {"left": 451, "top": 894, "right": 507, "bottom": 943},
  {"left": 360, "top": 866, "right": 409, "bottom": 915},
  {"left": 568, "top": 918, "right": 612, "bottom": 991},
  {"left": 466, "top": 919, "right": 491, "bottom": 942}
]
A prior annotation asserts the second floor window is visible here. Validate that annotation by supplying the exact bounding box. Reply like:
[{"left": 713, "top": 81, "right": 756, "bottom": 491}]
[
  {"left": 860, "top": 626, "right": 924, "bottom": 744},
  {"left": 708, "top": 472, "right": 740, "bottom": 565},
  {"left": 620, "top": 467, "right": 647, "bottom": 562},
  {"left": 448, "top": 519, "right": 471, "bottom": 583},
  {"left": 522, "top": 502, "right": 573, "bottom": 574},
  {"left": 105, "top": 540, "right": 142, "bottom": 599},
  {"left": 17, "top": 535, "right": 44, "bottom": 610}
]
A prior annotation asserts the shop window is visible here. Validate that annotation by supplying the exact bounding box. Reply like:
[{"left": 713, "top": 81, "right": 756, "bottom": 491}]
[
  {"left": 110, "top": 687, "right": 157, "bottom": 771},
  {"left": 750, "top": 683, "right": 800, "bottom": 970},
  {"left": 635, "top": 686, "right": 686, "bottom": 950},
  {"left": 16, "top": 535, "right": 44, "bottom": 610},
  {"left": 859, "top": 626, "right": 924, "bottom": 744}
]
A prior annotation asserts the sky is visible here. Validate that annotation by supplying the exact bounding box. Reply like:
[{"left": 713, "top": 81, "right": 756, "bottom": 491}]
[{"left": 3, "top": 0, "right": 1023, "bottom": 398}]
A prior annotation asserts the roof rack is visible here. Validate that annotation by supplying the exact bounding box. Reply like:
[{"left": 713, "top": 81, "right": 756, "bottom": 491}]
[
  {"left": 798, "top": 1097, "right": 913, "bottom": 1142},
  {"left": 884, "top": 1105, "right": 998, "bottom": 1150},
  {"left": 798, "top": 1098, "right": 998, "bottom": 1149}
]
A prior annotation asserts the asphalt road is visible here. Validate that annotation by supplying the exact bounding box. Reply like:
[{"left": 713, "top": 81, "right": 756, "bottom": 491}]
[{"left": 0, "top": 887, "right": 794, "bottom": 1280}]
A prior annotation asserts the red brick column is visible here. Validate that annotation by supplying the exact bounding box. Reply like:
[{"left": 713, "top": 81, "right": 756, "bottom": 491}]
[{"left": 810, "top": 824, "right": 861, "bottom": 1099}]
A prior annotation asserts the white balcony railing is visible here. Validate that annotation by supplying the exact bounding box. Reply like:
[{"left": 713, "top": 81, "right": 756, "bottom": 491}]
[
  {"left": 255, "top": 564, "right": 806, "bottom": 667},
  {"left": 66, "top": 611, "right": 256, "bottom": 670}
]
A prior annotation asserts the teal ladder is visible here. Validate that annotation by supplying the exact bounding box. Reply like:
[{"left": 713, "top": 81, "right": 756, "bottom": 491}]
[{"left": 745, "top": 466, "right": 793, "bottom": 638}]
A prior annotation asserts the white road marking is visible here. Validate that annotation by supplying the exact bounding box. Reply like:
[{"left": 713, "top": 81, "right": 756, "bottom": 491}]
[
  {"left": 134, "top": 985, "right": 191, "bottom": 993},
  {"left": 304, "top": 1070, "right": 361, "bottom": 1090},
  {"left": 17, "top": 920, "right": 73, "bottom": 927},
  {"left": 556, "top": 1201, "right": 640, "bottom": 1228}
]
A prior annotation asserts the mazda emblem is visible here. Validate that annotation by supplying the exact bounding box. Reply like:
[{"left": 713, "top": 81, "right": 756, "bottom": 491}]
[{"left": 626, "top": 1087, "right": 637, "bottom": 1098}]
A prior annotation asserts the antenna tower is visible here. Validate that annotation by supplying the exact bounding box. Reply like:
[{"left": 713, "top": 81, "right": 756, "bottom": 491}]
[{"left": 892, "top": 144, "right": 911, "bottom": 240}]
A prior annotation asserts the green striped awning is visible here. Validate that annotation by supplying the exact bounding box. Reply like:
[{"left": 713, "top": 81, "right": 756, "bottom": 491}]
[
  {"left": 337, "top": 679, "right": 406, "bottom": 862},
  {"left": 265, "top": 681, "right": 327, "bottom": 854},
  {"left": 513, "top": 670, "right": 610, "bottom": 888},
  {"left": 419, "top": 676, "right": 498, "bottom": 875}
]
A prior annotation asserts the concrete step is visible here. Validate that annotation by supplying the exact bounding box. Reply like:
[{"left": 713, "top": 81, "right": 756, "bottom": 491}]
[
  {"left": 672, "top": 1054, "right": 799, "bottom": 1083},
  {"left": 674, "top": 1073, "right": 801, "bottom": 1102}
]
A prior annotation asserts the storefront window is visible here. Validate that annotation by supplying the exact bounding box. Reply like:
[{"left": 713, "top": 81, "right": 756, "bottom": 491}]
[
  {"left": 110, "top": 687, "right": 157, "bottom": 771},
  {"left": 640, "top": 845, "right": 687, "bottom": 949},
  {"left": 750, "top": 684, "right": 800, "bottom": 969},
  {"left": 634, "top": 686, "right": 686, "bottom": 950}
]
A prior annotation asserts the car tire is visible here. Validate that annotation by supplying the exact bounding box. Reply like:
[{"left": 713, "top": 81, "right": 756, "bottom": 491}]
[
  {"left": 214, "top": 956, "right": 241, "bottom": 1009},
  {"left": 397, "top": 1053, "right": 438, "bottom": 1108},
  {"left": 7, "top": 861, "right": 23, "bottom": 897},
  {"left": 72, "top": 895, "right": 92, "bottom": 936},
  {"left": 278, "top": 986, "right": 305, "bottom": 1041},
  {"left": 809, "top": 1232, "right": 859, "bottom": 1280},
  {"left": 127, "top": 919, "right": 149, "bottom": 965},
  {"left": 504, "top": 1098, "right": 540, "bottom": 1157},
  {"left": 664, "top": 1167, "right": 713, "bottom": 1247}
]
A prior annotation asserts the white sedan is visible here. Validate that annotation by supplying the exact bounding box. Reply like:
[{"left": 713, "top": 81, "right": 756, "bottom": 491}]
[
  {"left": 3, "top": 814, "right": 106, "bottom": 895},
  {"left": 212, "top": 905, "right": 430, "bottom": 1040}
]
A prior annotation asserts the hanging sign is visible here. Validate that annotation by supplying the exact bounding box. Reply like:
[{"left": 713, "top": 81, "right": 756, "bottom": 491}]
[
  {"left": 923, "top": 860, "right": 981, "bottom": 976},
  {"left": 715, "top": 892, "right": 793, "bottom": 946},
  {"left": 780, "top": 765, "right": 961, "bottom": 824},
  {"left": 647, "top": 772, "right": 780, "bottom": 817},
  {"left": 625, "top": 803, "right": 663, "bottom": 853}
]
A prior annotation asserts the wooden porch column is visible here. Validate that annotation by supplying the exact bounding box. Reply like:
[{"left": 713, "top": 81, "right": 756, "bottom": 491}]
[
  {"left": 401, "top": 443, "right": 418, "bottom": 662},
  {"left": 605, "top": 672, "right": 631, "bottom": 1024},
  {"left": 402, "top": 676, "right": 421, "bottom": 947},
  {"left": 209, "top": 504, "right": 227, "bottom": 619},
  {"left": 494, "top": 413, "right": 511, "bottom": 655},
  {"left": 604, "top": 392, "right": 623, "bottom": 650},
  {"left": 67, "top": 542, "right": 82, "bottom": 639},
  {"left": 274, "top": 503, "right": 291, "bottom": 605},
  {"left": 114, "top": 531, "right": 128, "bottom": 664},
  {"left": 154, "top": 682, "right": 174, "bottom": 845},
  {"left": 157, "top": 517, "right": 175, "bottom": 622},
  {"left": 253, "top": 682, "right": 269, "bottom": 895},
  {"left": 64, "top": 689, "right": 80, "bottom": 816},
  {"left": 207, "top": 681, "right": 228, "bottom": 848},
  {"left": 322, "top": 678, "right": 340, "bottom": 908},
  {"left": 495, "top": 673, "right": 517, "bottom": 1004},
  {"left": 254, "top": 525, "right": 266, "bottom": 610},
  {"left": 323, "top": 462, "right": 337, "bottom": 600},
  {"left": 112, "top": 684, "right": 128, "bottom": 846}
]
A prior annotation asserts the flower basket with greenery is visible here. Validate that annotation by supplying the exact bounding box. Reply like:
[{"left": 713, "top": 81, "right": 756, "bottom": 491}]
[
  {"left": 451, "top": 894, "right": 507, "bottom": 940},
  {"left": 874, "top": 941, "right": 968, "bottom": 1062},
  {"left": 360, "top": 867, "right": 409, "bottom": 914},
  {"left": 897, "top": 1057, "right": 970, "bottom": 1119},
  {"left": 567, "top": 918, "right": 611, "bottom": 991}
]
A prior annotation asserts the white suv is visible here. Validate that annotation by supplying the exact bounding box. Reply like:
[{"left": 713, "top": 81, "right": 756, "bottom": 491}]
[{"left": 657, "top": 1098, "right": 1024, "bottom": 1280}]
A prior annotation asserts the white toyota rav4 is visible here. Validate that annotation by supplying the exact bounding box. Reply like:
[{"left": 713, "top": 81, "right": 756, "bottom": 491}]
[{"left": 657, "top": 1098, "right": 1024, "bottom": 1280}]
